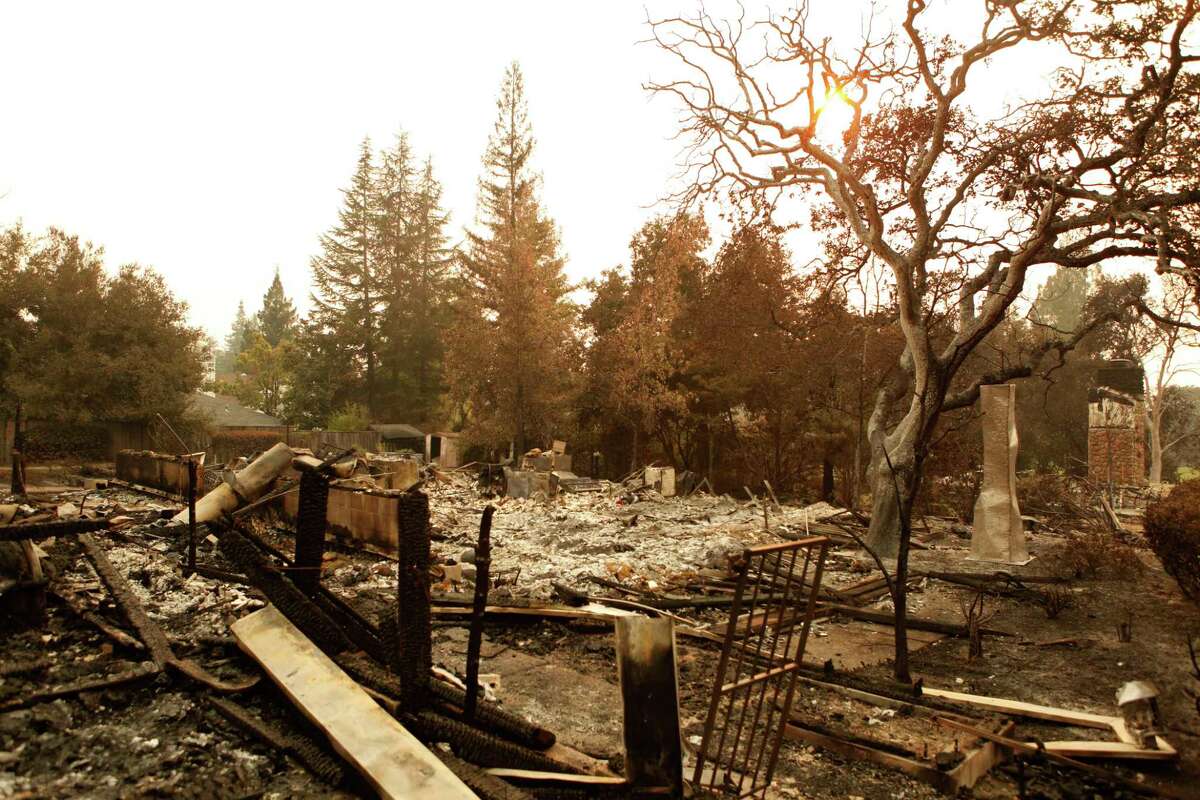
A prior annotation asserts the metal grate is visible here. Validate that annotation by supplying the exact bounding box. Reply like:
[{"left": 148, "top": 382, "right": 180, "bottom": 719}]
[{"left": 692, "top": 536, "right": 829, "bottom": 798}]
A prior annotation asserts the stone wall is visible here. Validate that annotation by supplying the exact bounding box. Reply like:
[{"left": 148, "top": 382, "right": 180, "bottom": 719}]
[{"left": 115, "top": 450, "right": 202, "bottom": 497}]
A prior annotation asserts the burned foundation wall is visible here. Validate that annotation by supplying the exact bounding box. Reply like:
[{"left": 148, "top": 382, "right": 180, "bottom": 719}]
[
  {"left": 115, "top": 450, "right": 202, "bottom": 497},
  {"left": 282, "top": 484, "right": 403, "bottom": 555}
]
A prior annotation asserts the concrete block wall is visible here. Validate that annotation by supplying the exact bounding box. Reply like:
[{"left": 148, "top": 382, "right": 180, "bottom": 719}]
[
  {"left": 282, "top": 483, "right": 402, "bottom": 555},
  {"left": 115, "top": 450, "right": 202, "bottom": 497}
]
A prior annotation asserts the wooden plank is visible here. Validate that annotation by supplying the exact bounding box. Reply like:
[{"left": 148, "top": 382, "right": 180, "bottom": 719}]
[
  {"left": 783, "top": 723, "right": 949, "bottom": 792},
  {"left": 485, "top": 769, "right": 626, "bottom": 786},
  {"left": 921, "top": 687, "right": 1119, "bottom": 729},
  {"left": 231, "top": 605, "right": 478, "bottom": 799},
  {"left": 1043, "top": 740, "right": 1177, "bottom": 761},
  {"left": 430, "top": 602, "right": 635, "bottom": 623}
]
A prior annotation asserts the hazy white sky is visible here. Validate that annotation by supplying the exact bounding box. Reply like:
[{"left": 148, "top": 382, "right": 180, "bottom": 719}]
[
  {"left": 2, "top": 1, "right": 1196, "bottom": 381},
  {"left": 1, "top": 1, "right": 694, "bottom": 341}
]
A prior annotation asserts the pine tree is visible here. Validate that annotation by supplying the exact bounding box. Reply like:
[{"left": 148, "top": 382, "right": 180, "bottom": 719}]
[
  {"left": 257, "top": 268, "right": 297, "bottom": 346},
  {"left": 219, "top": 300, "right": 258, "bottom": 373},
  {"left": 374, "top": 131, "right": 419, "bottom": 419},
  {"left": 310, "top": 138, "right": 383, "bottom": 418},
  {"left": 446, "top": 62, "right": 576, "bottom": 454},
  {"left": 406, "top": 157, "right": 451, "bottom": 421}
]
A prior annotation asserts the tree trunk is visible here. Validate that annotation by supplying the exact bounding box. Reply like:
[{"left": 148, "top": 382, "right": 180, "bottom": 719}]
[
  {"left": 1147, "top": 406, "right": 1164, "bottom": 484},
  {"left": 630, "top": 424, "right": 640, "bottom": 475},
  {"left": 822, "top": 457, "right": 834, "bottom": 502}
]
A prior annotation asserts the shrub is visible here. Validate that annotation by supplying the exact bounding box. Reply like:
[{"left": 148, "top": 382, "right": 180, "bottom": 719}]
[
  {"left": 1145, "top": 479, "right": 1200, "bottom": 601},
  {"left": 209, "top": 429, "right": 284, "bottom": 462},
  {"left": 22, "top": 424, "right": 109, "bottom": 461},
  {"left": 327, "top": 402, "right": 370, "bottom": 432},
  {"left": 1041, "top": 530, "right": 1145, "bottom": 581}
]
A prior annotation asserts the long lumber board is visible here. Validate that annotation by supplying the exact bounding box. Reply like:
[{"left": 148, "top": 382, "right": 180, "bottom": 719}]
[{"left": 231, "top": 605, "right": 478, "bottom": 799}]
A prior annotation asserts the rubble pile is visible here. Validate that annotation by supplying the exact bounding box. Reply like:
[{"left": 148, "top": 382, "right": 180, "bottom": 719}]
[{"left": 1, "top": 444, "right": 1193, "bottom": 799}]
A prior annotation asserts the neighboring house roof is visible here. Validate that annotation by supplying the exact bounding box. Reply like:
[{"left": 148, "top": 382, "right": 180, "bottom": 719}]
[
  {"left": 370, "top": 423, "right": 426, "bottom": 440},
  {"left": 189, "top": 392, "right": 283, "bottom": 427}
]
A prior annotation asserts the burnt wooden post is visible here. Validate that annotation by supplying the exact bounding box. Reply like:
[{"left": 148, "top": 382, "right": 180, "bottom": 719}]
[
  {"left": 396, "top": 490, "right": 432, "bottom": 710},
  {"left": 615, "top": 615, "right": 683, "bottom": 797},
  {"left": 463, "top": 504, "right": 494, "bottom": 719},
  {"left": 293, "top": 468, "right": 330, "bottom": 595},
  {"left": 10, "top": 401, "right": 25, "bottom": 496},
  {"left": 185, "top": 457, "right": 198, "bottom": 577}
]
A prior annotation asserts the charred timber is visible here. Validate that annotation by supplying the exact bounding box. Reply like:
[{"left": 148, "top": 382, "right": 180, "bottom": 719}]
[
  {"left": 0, "top": 518, "right": 110, "bottom": 542},
  {"left": 408, "top": 711, "right": 578, "bottom": 774},
  {"left": 208, "top": 696, "right": 346, "bottom": 787},
  {"left": 216, "top": 526, "right": 354, "bottom": 656},
  {"left": 336, "top": 650, "right": 555, "bottom": 751},
  {"left": 293, "top": 469, "right": 330, "bottom": 596},
  {"left": 396, "top": 491, "right": 432, "bottom": 710},
  {"left": 465, "top": 505, "right": 494, "bottom": 719}
]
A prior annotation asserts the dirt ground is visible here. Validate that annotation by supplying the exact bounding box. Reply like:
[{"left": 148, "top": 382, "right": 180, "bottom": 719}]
[{"left": 2, "top": 468, "right": 1198, "bottom": 799}]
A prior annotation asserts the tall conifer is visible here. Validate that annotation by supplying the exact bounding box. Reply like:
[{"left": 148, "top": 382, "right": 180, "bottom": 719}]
[
  {"left": 310, "top": 138, "right": 382, "bottom": 417},
  {"left": 447, "top": 62, "right": 576, "bottom": 454}
]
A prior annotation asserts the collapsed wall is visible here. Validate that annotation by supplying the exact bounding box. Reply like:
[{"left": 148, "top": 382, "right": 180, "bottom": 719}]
[{"left": 115, "top": 450, "right": 203, "bottom": 497}]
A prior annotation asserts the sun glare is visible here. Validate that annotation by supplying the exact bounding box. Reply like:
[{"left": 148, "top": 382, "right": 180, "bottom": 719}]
[{"left": 816, "top": 86, "right": 856, "bottom": 140}]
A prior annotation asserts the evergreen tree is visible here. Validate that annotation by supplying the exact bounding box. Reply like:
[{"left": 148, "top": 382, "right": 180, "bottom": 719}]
[
  {"left": 1030, "top": 267, "right": 1090, "bottom": 334},
  {"left": 257, "top": 268, "right": 297, "bottom": 346},
  {"left": 373, "top": 133, "right": 452, "bottom": 423},
  {"left": 374, "top": 131, "right": 419, "bottom": 419},
  {"left": 446, "top": 62, "right": 576, "bottom": 454},
  {"left": 218, "top": 300, "right": 258, "bottom": 374},
  {"left": 405, "top": 158, "right": 452, "bottom": 421},
  {"left": 310, "top": 138, "right": 383, "bottom": 417}
]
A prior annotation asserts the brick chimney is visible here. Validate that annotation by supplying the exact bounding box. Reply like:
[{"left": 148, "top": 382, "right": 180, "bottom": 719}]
[{"left": 1087, "top": 359, "right": 1146, "bottom": 486}]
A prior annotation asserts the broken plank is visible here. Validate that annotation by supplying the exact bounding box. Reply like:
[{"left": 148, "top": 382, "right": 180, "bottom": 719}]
[
  {"left": 431, "top": 602, "right": 636, "bottom": 623},
  {"left": 1043, "top": 740, "right": 1177, "bottom": 761},
  {"left": 819, "top": 603, "right": 1013, "bottom": 638},
  {"left": 231, "top": 605, "right": 477, "bottom": 799},
  {"left": 485, "top": 769, "right": 627, "bottom": 786},
  {"left": 921, "top": 686, "right": 1118, "bottom": 729}
]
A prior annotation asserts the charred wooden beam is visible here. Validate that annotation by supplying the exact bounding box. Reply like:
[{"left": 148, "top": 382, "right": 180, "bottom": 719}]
[
  {"left": 464, "top": 504, "right": 494, "bottom": 720},
  {"left": 81, "top": 533, "right": 257, "bottom": 692},
  {"left": 396, "top": 490, "right": 432, "bottom": 710},
  {"left": 408, "top": 711, "right": 578, "bottom": 774},
  {"left": 0, "top": 518, "right": 110, "bottom": 542},
  {"left": 292, "top": 469, "right": 330, "bottom": 596},
  {"left": 0, "top": 662, "right": 160, "bottom": 712},
  {"left": 435, "top": 751, "right": 534, "bottom": 800},
  {"left": 216, "top": 526, "right": 353, "bottom": 656},
  {"left": 336, "top": 650, "right": 555, "bottom": 751},
  {"left": 208, "top": 696, "right": 346, "bottom": 787},
  {"left": 220, "top": 519, "right": 383, "bottom": 659}
]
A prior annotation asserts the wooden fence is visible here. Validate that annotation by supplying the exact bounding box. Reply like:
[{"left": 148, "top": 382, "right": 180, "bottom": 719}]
[{"left": 1, "top": 418, "right": 384, "bottom": 467}]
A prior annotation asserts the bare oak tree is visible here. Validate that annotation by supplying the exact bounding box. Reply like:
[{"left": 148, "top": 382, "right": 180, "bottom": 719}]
[{"left": 649, "top": 0, "right": 1200, "bottom": 680}]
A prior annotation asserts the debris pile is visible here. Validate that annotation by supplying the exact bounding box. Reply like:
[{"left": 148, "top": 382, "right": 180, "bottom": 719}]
[{"left": 1, "top": 444, "right": 1193, "bottom": 799}]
